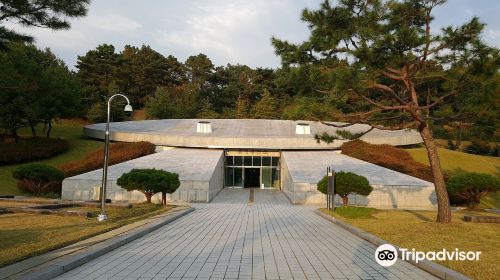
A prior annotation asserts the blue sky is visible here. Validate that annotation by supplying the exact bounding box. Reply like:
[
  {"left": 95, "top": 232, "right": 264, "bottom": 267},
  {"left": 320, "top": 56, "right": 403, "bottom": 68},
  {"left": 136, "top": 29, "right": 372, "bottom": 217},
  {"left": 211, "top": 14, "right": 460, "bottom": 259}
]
[{"left": 9, "top": 0, "right": 500, "bottom": 69}]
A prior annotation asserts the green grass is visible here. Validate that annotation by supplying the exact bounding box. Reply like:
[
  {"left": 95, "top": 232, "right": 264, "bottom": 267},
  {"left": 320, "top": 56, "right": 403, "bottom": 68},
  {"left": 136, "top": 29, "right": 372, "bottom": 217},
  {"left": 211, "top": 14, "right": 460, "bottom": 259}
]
[
  {"left": 0, "top": 202, "right": 174, "bottom": 267},
  {"left": 479, "top": 191, "right": 500, "bottom": 209},
  {"left": 0, "top": 123, "right": 101, "bottom": 195},
  {"left": 330, "top": 206, "right": 377, "bottom": 219},
  {"left": 407, "top": 146, "right": 500, "bottom": 209},
  {"left": 406, "top": 147, "right": 500, "bottom": 177},
  {"left": 321, "top": 208, "right": 500, "bottom": 280}
]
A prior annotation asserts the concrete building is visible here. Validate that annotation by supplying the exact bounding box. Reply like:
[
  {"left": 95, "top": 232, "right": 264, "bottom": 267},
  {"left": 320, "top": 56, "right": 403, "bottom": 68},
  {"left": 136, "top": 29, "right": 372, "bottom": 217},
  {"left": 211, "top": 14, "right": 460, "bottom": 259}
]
[{"left": 62, "top": 119, "right": 437, "bottom": 209}]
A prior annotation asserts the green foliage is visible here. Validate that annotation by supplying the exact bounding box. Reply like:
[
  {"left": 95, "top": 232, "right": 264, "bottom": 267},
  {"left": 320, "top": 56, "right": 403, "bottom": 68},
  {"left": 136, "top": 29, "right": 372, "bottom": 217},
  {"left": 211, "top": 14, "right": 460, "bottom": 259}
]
[
  {"left": 117, "top": 169, "right": 180, "bottom": 203},
  {"left": 76, "top": 44, "right": 122, "bottom": 111},
  {"left": 447, "top": 172, "right": 500, "bottom": 208},
  {"left": 314, "top": 132, "right": 338, "bottom": 144},
  {"left": 465, "top": 141, "right": 498, "bottom": 157},
  {"left": 281, "top": 96, "right": 338, "bottom": 120},
  {"left": 0, "top": 138, "right": 69, "bottom": 165},
  {"left": 317, "top": 171, "right": 372, "bottom": 206},
  {"left": 12, "top": 164, "right": 64, "bottom": 195},
  {"left": 0, "top": 42, "right": 81, "bottom": 139},
  {"left": 0, "top": 0, "right": 89, "bottom": 49},
  {"left": 335, "top": 130, "right": 365, "bottom": 140},
  {"left": 252, "top": 89, "right": 279, "bottom": 119},
  {"left": 145, "top": 85, "right": 200, "bottom": 119},
  {"left": 120, "top": 45, "right": 185, "bottom": 106},
  {"left": 185, "top": 53, "right": 214, "bottom": 87}
]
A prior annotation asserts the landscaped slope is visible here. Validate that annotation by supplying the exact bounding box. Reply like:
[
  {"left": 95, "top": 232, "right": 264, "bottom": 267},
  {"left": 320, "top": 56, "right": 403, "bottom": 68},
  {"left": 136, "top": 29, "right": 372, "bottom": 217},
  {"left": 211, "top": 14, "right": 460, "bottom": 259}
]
[{"left": 407, "top": 147, "right": 500, "bottom": 177}]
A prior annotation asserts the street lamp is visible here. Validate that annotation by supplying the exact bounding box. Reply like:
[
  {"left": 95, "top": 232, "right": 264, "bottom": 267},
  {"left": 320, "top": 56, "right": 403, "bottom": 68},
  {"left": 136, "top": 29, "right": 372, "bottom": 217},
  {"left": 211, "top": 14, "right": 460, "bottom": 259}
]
[{"left": 97, "top": 94, "right": 133, "bottom": 222}]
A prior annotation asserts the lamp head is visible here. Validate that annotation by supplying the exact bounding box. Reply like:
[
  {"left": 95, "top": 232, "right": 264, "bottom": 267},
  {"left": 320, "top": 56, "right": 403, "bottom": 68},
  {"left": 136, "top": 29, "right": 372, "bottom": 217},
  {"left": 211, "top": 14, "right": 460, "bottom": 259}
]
[{"left": 124, "top": 104, "right": 133, "bottom": 117}]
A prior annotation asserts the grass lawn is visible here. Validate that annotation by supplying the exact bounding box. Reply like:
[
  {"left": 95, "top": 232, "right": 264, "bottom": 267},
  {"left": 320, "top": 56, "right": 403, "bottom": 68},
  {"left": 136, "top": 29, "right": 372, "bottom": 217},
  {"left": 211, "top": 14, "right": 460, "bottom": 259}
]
[
  {"left": 0, "top": 122, "right": 101, "bottom": 195},
  {"left": 407, "top": 146, "right": 500, "bottom": 209},
  {"left": 321, "top": 207, "right": 500, "bottom": 280},
  {"left": 406, "top": 146, "right": 500, "bottom": 177},
  {"left": 0, "top": 202, "right": 174, "bottom": 267}
]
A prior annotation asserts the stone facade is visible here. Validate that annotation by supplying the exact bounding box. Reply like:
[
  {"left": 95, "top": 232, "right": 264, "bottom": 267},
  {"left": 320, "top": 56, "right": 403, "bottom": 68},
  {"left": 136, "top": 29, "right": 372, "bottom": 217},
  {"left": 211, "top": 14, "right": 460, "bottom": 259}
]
[
  {"left": 61, "top": 148, "right": 224, "bottom": 203},
  {"left": 84, "top": 119, "right": 423, "bottom": 150},
  {"left": 281, "top": 151, "right": 438, "bottom": 209}
]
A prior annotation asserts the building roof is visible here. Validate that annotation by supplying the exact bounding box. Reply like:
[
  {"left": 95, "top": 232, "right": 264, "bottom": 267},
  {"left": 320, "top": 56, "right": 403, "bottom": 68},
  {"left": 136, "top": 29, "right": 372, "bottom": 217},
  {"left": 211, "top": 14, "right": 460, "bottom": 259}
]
[
  {"left": 67, "top": 148, "right": 223, "bottom": 181},
  {"left": 281, "top": 151, "right": 433, "bottom": 187},
  {"left": 84, "top": 119, "right": 422, "bottom": 150}
]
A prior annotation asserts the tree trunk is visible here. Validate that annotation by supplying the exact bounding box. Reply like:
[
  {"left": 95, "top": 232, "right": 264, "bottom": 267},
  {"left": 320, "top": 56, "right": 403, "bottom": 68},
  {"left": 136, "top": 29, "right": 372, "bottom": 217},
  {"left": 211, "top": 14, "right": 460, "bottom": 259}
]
[
  {"left": 341, "top": 196, "right": 349, "bottom": 206},
  {"left": 11, "top": 128, "right": 19, "bottom": 143},
  {"left": 162, "top": 192, "right": 166, "bottom": 205},
  {"left": 145, "top": 193, "right": 152, "bottom": 203},
  {"left": 456, "top": 127, "right": 463, "bottom": 151},
  {"left": 29, "top": 120, "right": 37, "bottom": 137},
  {"left": 419, "top": 125, "right": 451, "bottom": 223},
  {"left": 45, "top": 119, "right": 52, "bottom": 138}
]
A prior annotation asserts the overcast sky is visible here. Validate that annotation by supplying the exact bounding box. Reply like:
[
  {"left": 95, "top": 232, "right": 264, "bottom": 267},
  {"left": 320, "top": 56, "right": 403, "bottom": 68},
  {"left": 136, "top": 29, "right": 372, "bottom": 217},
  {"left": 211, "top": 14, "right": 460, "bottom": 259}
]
[{"left": 9, "top": 0, "right": 500, "bottom": 70}]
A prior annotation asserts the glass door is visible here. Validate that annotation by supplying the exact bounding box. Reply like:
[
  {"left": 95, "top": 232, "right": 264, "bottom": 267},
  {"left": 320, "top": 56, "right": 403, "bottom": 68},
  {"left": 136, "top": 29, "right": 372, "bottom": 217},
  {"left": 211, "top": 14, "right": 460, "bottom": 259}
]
[{"left": 261, "top": 167, "right": 272, "bottom": 188}]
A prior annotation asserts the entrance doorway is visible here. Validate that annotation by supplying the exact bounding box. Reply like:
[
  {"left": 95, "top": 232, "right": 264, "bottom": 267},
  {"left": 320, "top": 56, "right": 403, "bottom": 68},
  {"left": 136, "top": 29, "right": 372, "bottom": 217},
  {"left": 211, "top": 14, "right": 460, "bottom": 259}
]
[
  {"left": 244, "top": 168, "right": 260, "bottom": 188},
  {"left": 224, "top": 151, "right": 280, "bottom": 189}
]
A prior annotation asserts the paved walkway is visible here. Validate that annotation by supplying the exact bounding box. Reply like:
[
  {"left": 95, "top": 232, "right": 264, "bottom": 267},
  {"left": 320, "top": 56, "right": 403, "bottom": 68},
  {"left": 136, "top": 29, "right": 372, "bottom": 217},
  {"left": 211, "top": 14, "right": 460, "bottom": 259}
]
[{"left": 56, "top": 189, "right": 436, "bottom": 280}]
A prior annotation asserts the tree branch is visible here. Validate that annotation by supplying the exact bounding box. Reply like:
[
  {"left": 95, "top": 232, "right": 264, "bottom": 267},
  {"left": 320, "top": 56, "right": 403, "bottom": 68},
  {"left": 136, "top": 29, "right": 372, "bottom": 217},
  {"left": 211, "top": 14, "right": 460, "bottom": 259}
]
[
  {"left": 418, "top": 91, "right": 457, "bottom": 109},
  {"left": 367, "top": 83, "right": 406, "bottom": 105}
]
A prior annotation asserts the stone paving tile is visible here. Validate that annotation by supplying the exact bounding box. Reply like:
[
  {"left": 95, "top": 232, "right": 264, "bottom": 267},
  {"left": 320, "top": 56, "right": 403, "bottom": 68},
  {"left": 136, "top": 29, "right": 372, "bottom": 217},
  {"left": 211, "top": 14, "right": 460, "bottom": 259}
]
[{"left": 55, "top": 190, "right": 437, "bottom": 280}]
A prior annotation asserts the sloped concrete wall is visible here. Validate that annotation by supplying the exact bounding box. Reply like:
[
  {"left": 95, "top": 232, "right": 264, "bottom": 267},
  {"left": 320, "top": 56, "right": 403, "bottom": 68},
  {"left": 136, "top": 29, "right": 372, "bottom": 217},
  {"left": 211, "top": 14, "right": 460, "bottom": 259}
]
[
  {"left": 62, "top": 149, "right": 224, "bottom": 203},
  {"left": 281, "top": 151, "right": 438, "bottom": 209},
  {"left": 281, "top": 159, "right": 325, "bottom": 204},
  {"left": 208, "top": 154, "right": 225, "bottom": 202}
]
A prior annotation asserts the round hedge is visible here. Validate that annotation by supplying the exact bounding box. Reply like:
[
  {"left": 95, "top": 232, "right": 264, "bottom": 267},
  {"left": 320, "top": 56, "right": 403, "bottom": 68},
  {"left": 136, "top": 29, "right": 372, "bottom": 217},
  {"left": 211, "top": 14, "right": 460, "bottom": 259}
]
[
  {"left": 12, "top": 164, "right": 65, "bottom": 195},
  {"left": 13, "top": 164, "right": 65, "bottom": 182},
  {"left": 117, "top": 168, "right": 180, "bottom": 203},
  {"left": 447, "top": 172, "right": 500, "bottom": 208},
  {"left": 317, "top": 171, "right": 372, "bottom": 206}
]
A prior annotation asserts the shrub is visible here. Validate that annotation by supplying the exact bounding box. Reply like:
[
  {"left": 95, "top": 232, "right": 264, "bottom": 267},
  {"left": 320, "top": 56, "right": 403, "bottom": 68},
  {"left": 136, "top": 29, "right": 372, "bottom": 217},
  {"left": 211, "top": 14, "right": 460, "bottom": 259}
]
[
  {"left": 87, "top": 101, "right": 128, "bottom": 123},
  {"left": 318, "top": 171, "right": 373, "bottom": 206},
  {"left": 59, "top": 141, "right": 155, "bottom": 177},
  {"left": 117, "top": 169, "right": 180, "bottom": 204},
  {"left": 12, "top": 164, "right": 65, "bottom": 195},
  {"left": 341, "top": 140, "right": 436, "bottom": 182},
  {"left": 0, "top": 137, "right": 69, "bottom": 165},
  {"left": 447, "top": 172, "right": 500, "bottom": 208},
  {"left": 465, "top": 141, "right": 498, "bottom": 157}
]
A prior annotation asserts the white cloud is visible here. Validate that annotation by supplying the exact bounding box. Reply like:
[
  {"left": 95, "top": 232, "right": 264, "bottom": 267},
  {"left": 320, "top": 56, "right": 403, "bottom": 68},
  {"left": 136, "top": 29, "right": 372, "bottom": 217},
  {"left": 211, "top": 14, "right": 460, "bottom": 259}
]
[
  {"left": 153, "top": 1, "right": 260, "bottom": 63},
  {"left": 87, "top": 14, "right": 142, "bottom": 33},
  {"left": 487, "top": 29, "right": 500, "bottom": 39},
  {"left": 3, "top": 0, "right": 497, "bottom": 70}
]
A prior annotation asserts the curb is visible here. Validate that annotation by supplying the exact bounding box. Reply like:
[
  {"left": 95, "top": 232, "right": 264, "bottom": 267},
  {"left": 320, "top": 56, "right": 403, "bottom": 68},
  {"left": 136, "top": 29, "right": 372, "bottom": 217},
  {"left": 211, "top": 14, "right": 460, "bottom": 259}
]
[
  {"left": 314, "top": 210, "right": 471, "bottom": 280},
  {"left": 1, "top": 207, "right": 195, "bottom": 280}
]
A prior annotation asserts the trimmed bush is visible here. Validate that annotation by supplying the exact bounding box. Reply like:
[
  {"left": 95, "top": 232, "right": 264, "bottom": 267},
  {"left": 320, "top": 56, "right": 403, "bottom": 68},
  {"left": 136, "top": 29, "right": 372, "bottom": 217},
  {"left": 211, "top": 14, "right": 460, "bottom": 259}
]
[
  {"left": 117, "top": 169, "right": 180, "bottom": 204},
  {"left": 0, "top": 137, "right": 69, "bottom": 165},
  {"left": 12, "top": 164, "right": 65, "bottom": 195},
  {"left": 447, "top": 172, "right": 500, "bottom": 208},
  {"left": 341, "top": 140, "right": 436, "bottom": 182},
  {"left": 465, "top": 141, "right": 498, "bottom": 157},
  {"left": 59, "top": 141, "right": 155, "bottom": 177},
  {"left": 318, "top": 171, "right": 373, "bottom": 206}
]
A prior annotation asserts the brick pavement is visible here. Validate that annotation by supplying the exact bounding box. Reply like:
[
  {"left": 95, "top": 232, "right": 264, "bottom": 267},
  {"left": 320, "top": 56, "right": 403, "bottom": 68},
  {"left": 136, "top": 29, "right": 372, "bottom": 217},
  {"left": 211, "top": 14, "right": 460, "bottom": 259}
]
[{"left": 55, "top": 189, "right": 437, "bottom": 280}]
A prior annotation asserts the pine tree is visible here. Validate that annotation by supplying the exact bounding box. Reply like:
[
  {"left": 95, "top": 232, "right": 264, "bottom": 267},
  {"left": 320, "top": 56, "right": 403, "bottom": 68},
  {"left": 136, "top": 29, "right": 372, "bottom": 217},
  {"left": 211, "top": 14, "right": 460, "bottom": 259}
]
[{"left": 252, "top": 89, "right": 279, "bottom": 119}]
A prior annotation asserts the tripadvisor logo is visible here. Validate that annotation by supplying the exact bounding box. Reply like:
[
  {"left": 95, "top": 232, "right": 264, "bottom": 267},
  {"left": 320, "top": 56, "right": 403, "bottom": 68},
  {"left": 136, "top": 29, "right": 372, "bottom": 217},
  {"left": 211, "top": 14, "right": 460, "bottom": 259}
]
[
  {"left": 375, "top": 244, "right": 481, "bottom": 267},
  {"left": 375, "top": 244, "right": 398, "bottom": 267}
]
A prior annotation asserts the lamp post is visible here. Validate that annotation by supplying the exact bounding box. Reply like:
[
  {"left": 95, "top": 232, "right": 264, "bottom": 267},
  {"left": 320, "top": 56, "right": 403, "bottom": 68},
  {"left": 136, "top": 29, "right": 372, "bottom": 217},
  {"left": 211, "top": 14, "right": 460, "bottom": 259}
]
[{"left": 97, "top": 94, "right": 133, "bottom": 222}]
